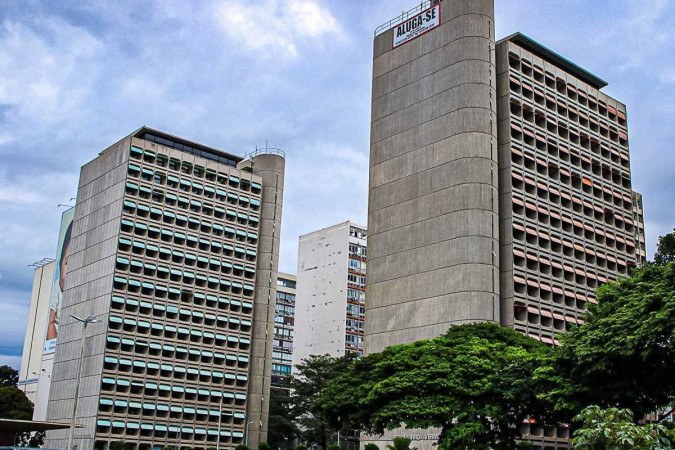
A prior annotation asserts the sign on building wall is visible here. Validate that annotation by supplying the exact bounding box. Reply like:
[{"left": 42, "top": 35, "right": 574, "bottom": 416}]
[
  {"left": 43, "top": 207, "right": 75, "bottom": 354},
  {"left": 393, "top": 4, "right": 441, "bottom": 48}
]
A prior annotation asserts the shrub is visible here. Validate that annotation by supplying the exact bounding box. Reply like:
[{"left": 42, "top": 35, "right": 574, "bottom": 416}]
[{"left": 386, "top": 437, "right": 412, "bottom": 450}]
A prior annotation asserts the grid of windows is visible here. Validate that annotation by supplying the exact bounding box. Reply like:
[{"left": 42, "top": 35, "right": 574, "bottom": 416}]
[
  {"left": 346, "top": 238, "right": 366, "bottom": 356},
  {"left": 95, "top": 143, "right": 263, "bottom": 449},
  {"left": 272, "top": 278, "right": 295, "bottom": 387},
  {"left": 501, "top": 43, "right": 642, "bottom": 348},
  {"left": 137, "top": 131, "right": 241, "bottom": 168}
]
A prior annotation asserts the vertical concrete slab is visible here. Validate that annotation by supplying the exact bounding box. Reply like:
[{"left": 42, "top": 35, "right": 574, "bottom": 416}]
[
  {"left": 246, "top": 153, "right": 285, "bottom": 449},
  {"left": 366, "top": 0, "right": 499, "bottom": 355}
]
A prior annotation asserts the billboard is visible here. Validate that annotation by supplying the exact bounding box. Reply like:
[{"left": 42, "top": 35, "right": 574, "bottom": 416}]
[
  {"left": 43, "top": 207, "right": 75, "bottom": 354},
  {"left": 393, "top": 4, "right": 441, "bottom": 48}
]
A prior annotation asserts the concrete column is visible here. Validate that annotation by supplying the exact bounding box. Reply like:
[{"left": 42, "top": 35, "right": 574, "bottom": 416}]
[
  {"left": 366, "top": 0, "right": 499, "bottom": 355},
  {"left": 364, "top": 1, "right": 497, "bottom": 448},
  {"left": 244, "top": 152, "right": 285, "bottom": 448}
]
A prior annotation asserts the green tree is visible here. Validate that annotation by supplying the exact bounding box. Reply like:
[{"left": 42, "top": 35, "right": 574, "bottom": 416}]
[
  {"left": 234, "top": 444, "right": 250, "bottom": 450},
  {"left": 386, "top": 437, "right": 413, "bottom": 450},
  {"left": 572, "top": 406, "right": 672, "bottom": 449},
  {"left": 654, "top": 229, "right": 675, "bottom": 265},
  {"left": 323, "top": 323, "right": 556, "bottom": 450},
  {"left": 268, "top": 387, "right": 299, "bottom": 448},
  {"left": 0, "top": 386, "right": 33, "bottom": 420},
  {"left": 0, "top": 365, "right": 18, "bottom": 387},
  {"left": 364, "top": 444, "right": 379, "bottom": 450},
  {"left": 0, "top": 366, "right": 34, "bottom": 446},
  {"left": 546, "top": 263, "right": 675, "bottom": 418},
  {"left": 290, "top": 354, "right": 356, "bottom": 449},
  {"left": 259, "top": 442, "right": 272, "bottom": 450}
]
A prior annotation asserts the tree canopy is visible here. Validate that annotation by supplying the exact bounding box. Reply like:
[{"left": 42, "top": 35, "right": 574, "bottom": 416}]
[
  {"left": 290, "top": 354, "right": 356, "bottom": 449},
  {"left": 545, "top": 263, "right": 675, "bottom": 417},
  {"left": 322, "top": 323, "right": 558, "bottom": 450},
  {"left": 268, "top": 387, "right": 299, "bottom": 448},
  {"left": 0, "top": 386, "right": 33, "bottom": 420},
  {"left": 654, "top": 229, "right": 675, "bottom": 265},
  {"left": 0, "top": 365, "right": 18, "bottom": 387},
  {"left": 286, "top": 260, "right": 675, "bottom": 448},
  {"left": 571, "top": 406, "right": 672, "bottom": 449}
]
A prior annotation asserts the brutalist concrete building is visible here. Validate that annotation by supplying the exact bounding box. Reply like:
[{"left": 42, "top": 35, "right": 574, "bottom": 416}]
[
  {"left": 366, "top": 1, "right": 645, "bottom": 448},
  {"left": 496, "top": 33, "right": 643, "bottom": 344},
  {"left": 44, "top": 127, "right": 285, "bottom": 450}
]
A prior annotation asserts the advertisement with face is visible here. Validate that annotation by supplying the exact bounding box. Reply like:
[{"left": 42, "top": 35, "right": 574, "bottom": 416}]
[{"left": 43, "top": 207, "right": 75, "bottom": 354}]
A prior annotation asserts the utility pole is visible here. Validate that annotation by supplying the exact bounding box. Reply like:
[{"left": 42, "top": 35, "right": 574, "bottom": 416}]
[{"left": 66, "top": 315, "right": 99, "bottom": 450}]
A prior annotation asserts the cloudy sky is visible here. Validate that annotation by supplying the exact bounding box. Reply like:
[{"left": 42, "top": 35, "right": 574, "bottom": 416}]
[{"left": 1, "top": 0, "right": 673, "bottom": 368}]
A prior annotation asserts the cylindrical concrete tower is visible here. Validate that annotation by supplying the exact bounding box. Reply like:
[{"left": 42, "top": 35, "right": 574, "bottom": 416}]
[
  {"left": 242, "top": 150, "right": 285, "bottom": 449},
  {"left": 366, "top": 0, "right": 499, "bottom": 354}
]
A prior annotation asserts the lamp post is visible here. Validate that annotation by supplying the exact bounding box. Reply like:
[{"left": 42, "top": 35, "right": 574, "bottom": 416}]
[
  {"left": 66, "top": 315, "right": 99, "bottom": 450},
  {"left": 244, "top": 420, "right": 254, "bottom": 447}
]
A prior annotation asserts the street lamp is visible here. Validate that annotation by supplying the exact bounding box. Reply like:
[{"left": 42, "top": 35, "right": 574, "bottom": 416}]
[
  {"left": 66, "top": 315, "right": 100, "bottom": 450},
  {"left": 244, "top": 420, "right": 255, "bottom": 447}
]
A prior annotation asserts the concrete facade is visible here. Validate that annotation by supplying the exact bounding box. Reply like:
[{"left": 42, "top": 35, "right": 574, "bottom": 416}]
[
  {"left": 44, "top": 128, "right": 284, "bottom": 450},
  {"left": 366, "top": 2, "right": 646, "bottom": 450},
  {"left": 18, "top": 261, "right": 55, "bottom": 407},
  {"left": 495, "top": 34, "right": 645, "bottom": 447},
  {"left": 244, "top": 152, "right": 285, "bottom": 449},
  {"left": 496, "top": 33, "right": 643, "bottom": 342},
  {"left": 366, "top": 0, "right": 499, "bottom": 354},
  {"left": 293, "top": 221, "right": 367, "bottom": 367}
]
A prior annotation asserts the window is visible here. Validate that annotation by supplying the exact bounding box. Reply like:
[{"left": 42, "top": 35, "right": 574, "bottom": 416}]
[
  {"left": 349, "top": 258, "right": 366, "bottom": 271},
  {"left": 277, "top": 278, "right": 297, "bottom": 289},
  {"left": 348, "top": 274, "right": 366, "bottom": 287},
  {"left": 349, "top": 244, "right": 367, "bottom": 257},
  {"left": 345, "top": 334, "right": 363, "bottom": 345},
  {"left": 272, "top": 364, "right": 291, "bottom": 374},
  {"left": 347, "top": 289, "right": 365, "bottom": 301}
]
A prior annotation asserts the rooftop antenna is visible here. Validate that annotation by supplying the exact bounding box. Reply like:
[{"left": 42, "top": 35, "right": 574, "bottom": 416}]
[{"left": 28, "top": 258, "right": 55, "bottom": 268}]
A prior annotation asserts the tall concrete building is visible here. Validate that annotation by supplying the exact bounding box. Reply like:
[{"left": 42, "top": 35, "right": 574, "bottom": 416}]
[
  {"left": 44, "top": 127, "right": 285, "bottom": 450},
  {"left": 272, "top": 273, "right": 296, "bottom": 387},
  {"left": 496, "top": 33, "right": 642, "bottom": 347},
  {"left": 18, "top": 261, "right": 56, "bottom": 406},
  {"left": 367, "top": 0, "right": 499, "bottom": 354},
  {"left": 33, "top": 206, "right": 77, "bottom": 421},
  {"left": 293, "top": 221, "right": 367, "bottom": 367},
  {"left": 367, "top": 1, "right": 645, "bottom": 448}
]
